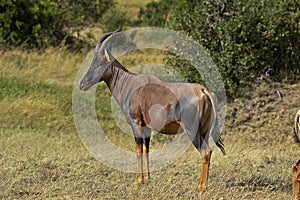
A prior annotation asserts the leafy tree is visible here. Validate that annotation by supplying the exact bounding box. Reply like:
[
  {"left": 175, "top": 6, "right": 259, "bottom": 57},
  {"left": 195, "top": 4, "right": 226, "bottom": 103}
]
[
  {"left": 55, "top": 0, "right": 113, "bottom": 30},
  {"left": 141, "top": 0, "right": 176, "bottom": 27},
  {"left": 0, "top": 0, "right": 113, "bottom": 49},
  {"left": 0, "top": 0, "right": 63, "bottom": 48},
  {"left": 165, "top": 0, "right": 300, "bottom": 98},
  {"left": 99, "top": 7, "right": 128, "bottom": 33}
]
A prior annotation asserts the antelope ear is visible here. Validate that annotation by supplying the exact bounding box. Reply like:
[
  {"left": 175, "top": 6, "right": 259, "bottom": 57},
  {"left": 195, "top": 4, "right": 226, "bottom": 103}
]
[{"left": 104, "top": 49, "right": 111, "bottom": 62}]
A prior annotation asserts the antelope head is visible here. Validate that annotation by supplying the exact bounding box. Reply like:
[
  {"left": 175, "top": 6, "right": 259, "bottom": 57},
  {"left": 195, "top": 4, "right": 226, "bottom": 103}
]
[{"left": 79, "top": 31, "right": 120, "bottom": 91}]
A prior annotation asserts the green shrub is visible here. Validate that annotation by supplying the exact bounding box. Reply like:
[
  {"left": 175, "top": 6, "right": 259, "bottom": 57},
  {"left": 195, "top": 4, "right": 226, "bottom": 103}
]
[
  {"left": 99, "top": 7, "right": 128, "bottom": 32},
  {"left": 141, "top": 0, "right": 176, "bottom": 27},
  {"left": 0, "top": 0, "right": 63, "bottom": 48},
  {"left": 56, "top": 0, "right": 113, "bottom": 30},
  {"left": 0, "top": 0, "right": 113, "bottom": 49},
  {"left": 145, "top": 0, "right": 300, "bottom": 98}
]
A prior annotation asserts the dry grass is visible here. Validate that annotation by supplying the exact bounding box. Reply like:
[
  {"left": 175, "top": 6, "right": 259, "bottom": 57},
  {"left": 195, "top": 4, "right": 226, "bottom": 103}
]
[
  {"left": 0, "top": 49, "right": 85, "bottom": 88},
  {"left": 115, "top": 0, "right": 154, "bottom": 21},
  {"left": 4, "top": 0, "right": 298, "bottom": 199},
  {"left": 0, "top": 41, "right": 299, "bottom": 199}
]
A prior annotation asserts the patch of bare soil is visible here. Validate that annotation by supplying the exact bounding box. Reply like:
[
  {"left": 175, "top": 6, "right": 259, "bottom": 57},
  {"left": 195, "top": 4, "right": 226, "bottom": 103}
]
[{"left": 225, "top": 79, "right": 300, "bottom": 143}]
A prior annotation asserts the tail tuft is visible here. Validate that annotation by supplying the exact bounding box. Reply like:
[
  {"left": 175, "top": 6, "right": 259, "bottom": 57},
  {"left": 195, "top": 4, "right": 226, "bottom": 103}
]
[{"left": 216, "top": 138, "right": 226, "bottom": 155}]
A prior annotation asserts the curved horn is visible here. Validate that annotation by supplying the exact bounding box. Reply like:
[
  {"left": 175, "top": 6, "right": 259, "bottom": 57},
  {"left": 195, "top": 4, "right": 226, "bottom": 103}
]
[
  {"left": 104, "top": 49, "right": 110, "bottom": 62},
  {"left": 98, "top": 31, "right": 123, "bottom": 53},
  {"left": 95, "top": 31, "right": 116, "bottom": 52}
]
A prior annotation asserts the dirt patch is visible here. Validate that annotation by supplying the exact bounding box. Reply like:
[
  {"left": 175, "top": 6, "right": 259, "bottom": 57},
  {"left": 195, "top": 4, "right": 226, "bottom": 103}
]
[{"left": 225, "top": 80, "right": 300, "bottom": 137}]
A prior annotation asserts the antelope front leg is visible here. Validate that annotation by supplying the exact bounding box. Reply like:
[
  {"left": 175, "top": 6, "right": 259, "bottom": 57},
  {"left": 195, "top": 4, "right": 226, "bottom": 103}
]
[
  {"left": 196, "top": 151, "right": 212, "bottom": 192},
  {"left": 132, "top": 121, "right": 144, "bottom": 188},
  {"left": 133, "top": 123, "right": 151, "bottom": 188},
  {"left": 142, "top": 127, "right": 151, "bottom": 185},
  {"left": 143, "top": 137, "right": 150, "bottom": 185},
  {"left": 135, "top": 138, "right": 143, "bottom": 185}
]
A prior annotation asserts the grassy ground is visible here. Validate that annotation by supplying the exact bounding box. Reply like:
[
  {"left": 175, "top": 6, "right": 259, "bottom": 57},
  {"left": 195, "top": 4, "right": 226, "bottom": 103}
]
[
  {"left": 0, "top": 45, "right": 299, "bottom": 200},
  {"left": 0, "top": 1, "right": 299, "bottom": 199},
  {"left": 115, "top": 0, "right": 153, "bottom": 21}
]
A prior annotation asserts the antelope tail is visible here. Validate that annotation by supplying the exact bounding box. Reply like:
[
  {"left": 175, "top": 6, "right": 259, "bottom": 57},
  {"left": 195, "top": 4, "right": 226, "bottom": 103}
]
[{"left": 204, "top": 89, "right": 226, "bottom": 155}]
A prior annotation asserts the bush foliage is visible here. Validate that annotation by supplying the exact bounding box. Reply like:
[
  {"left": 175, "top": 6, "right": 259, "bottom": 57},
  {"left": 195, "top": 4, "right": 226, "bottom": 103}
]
[
  {"left": 99, "top": 7, "right": 128, "bottom": 33},
  {"left": 144, "top": 0, "right": 300, "bottom": 98},
  {"left": 0, "top": 0, "right": 113, "bottom": 49},
  {"left": 141, "top": 0, "right": 176, "bottom": 27}
]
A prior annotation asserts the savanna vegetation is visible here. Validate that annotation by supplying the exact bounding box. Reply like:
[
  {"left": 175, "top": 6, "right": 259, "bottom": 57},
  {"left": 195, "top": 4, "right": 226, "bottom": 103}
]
[
  {"left": 0, "top": 0, "right": 299, "bottom": 199},
  {"left": 143, "top": 0, "right": 300, "bottom": 98}
]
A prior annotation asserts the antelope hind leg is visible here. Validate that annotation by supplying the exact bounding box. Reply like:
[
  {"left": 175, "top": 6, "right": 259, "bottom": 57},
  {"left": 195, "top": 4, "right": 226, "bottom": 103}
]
[
  {"left": 196, "top": 150, "right": 212, "bottom": 192},
  {"left": 142, "top": 136, "right": 151, "bottom": 186}
]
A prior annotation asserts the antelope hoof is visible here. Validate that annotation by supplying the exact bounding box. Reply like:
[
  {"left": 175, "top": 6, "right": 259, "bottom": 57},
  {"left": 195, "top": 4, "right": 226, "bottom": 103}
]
[
  {"left": 196, "top": 182, "right": 206, "bottom": 192},
  {"left": 133, "top": 177, "right": 143, "bottom": 190},
  {"left": 143, "top": 177, "right": 150, "bottom": 188},
  {"left": 133, "top": 181, "right": 142, "bottom": 190},
  {"left": 195, "top": 186, "right": 203, "bottom": 193}
]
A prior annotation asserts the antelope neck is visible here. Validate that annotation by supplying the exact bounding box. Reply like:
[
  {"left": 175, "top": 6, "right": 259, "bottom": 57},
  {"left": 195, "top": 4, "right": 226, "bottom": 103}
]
[{"left": 103, "top": 60, "right": 135, "bottom": 104}]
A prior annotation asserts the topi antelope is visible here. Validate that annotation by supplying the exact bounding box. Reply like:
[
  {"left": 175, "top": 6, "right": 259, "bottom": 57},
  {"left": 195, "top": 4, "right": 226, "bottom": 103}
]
[
  {"left": 295, "top": 109, "right": 300, "bottom": 143},
  {"left": 79, "top": 31, "right": 225, "bottom": 192}
]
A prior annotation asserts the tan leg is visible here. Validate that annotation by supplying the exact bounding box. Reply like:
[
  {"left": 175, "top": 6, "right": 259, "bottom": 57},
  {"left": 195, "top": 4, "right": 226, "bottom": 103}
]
[
  {"left": 133, "top": 122, "right": 144, "bottom": 186},
  {"left": 133, "top": 123, "right": 151, "bottom": 188},
  {"left": 292, "top": 158, "right": 300, "bottom": 200},
  {"left": 143, "top": 142, "right": 150, "bottom": 185},
  {"left": 136, "top": 143, "right": 143, "bottom": 184},
  {"left": 196, "top": 151, "right": 212, "bottom": 192},
  {"left": 143, "top": 127, "right": 151, "bottom": 185}
]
